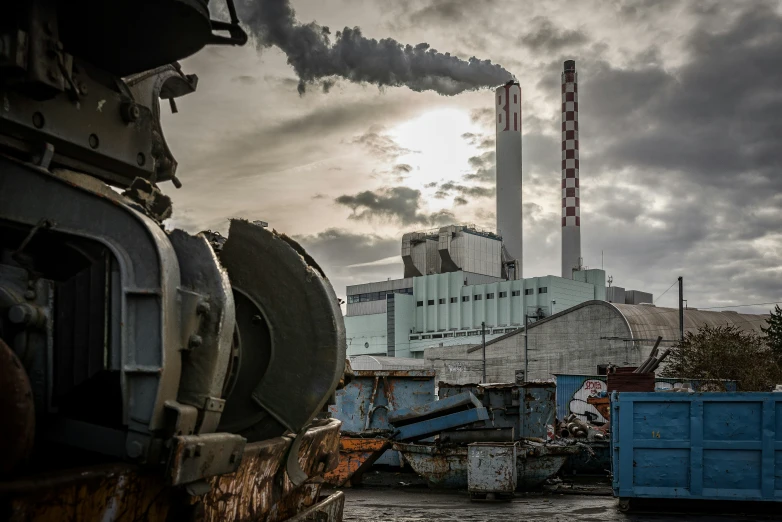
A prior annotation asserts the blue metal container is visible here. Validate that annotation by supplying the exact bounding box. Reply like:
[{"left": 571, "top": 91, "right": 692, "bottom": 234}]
[
  {"left": 611, "top": 391, "right": 782, "bottom": 503},
  {"left": 437, "top": 383, "right": 556, "bottom": 440},
  {"left": 554, "top": 374, "right": 738, "bottom": 428},
  {"left": 330, "top": 369, "right": 436, "bottom": 466}
]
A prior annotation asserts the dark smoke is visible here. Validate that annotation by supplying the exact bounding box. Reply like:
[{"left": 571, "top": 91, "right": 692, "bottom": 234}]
[{"left": 235, "top": 0, "right": 514, "bottom": 95}]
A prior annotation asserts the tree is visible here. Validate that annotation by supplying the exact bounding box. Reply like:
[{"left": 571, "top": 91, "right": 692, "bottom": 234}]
[
  {"left": 761, "top": 304, "right": 782, "bottom": 362},
  {"left": 662, "top": 325, "right": 782, "bottom": 391}
]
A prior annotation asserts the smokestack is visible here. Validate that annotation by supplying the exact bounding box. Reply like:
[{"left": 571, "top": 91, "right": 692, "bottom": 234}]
[
  {"left": 561, "top": 60, "right": 581, "bottom": 279},
  {"left": 495, "top": 81, "right": 523, "bottom": 273}
]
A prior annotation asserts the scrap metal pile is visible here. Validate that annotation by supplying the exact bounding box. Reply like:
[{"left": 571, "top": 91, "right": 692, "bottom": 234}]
[{"left": 0, "top": 1, "right": 346, "bottom": 520}]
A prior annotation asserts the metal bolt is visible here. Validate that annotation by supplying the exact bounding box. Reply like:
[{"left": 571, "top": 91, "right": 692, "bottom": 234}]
[
  {"left": 188, "top": 334, "right": 203, "bottom": 350},
  {"left": 23, "top": 289, "right": 36, "bottom": 300},
  {"left": 32, "top": 112, "right": 45, "bottom": 129},
  {"left": 8, "top": 304, "right": 33, "bottom": 325},
  {"left": 136, "top": 153, "right": 145, "bottom": 166},
  {"left": 196, "top": 301, "right": 211, "bottom": 315},
  {"left": 127, "top": 440, "right": 144, "bottom": 459},
  {"left": 88, "top": 134, "right": 99, "bottom": 149},
  {"left": 121, "top": 102, "right": 141, "bottom": 123}
]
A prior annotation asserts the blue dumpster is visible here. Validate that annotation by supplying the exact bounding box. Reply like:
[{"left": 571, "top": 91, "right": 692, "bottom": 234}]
[{"left": 611, "top": 391, "right": 782, "bottom": 506}]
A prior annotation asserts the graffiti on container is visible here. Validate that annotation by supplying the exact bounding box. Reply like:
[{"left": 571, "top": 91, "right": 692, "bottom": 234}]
[
  {"left": 568, "top": 379, "right": 609, "bottom": 425},
  {"left": 446, "top": 362, "right": 470, "bottom": 373}
]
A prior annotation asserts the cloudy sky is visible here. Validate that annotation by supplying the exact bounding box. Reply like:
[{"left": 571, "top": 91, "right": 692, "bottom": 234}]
[{"left": 160, "top": 0, "right": 782, "bottom": 314}]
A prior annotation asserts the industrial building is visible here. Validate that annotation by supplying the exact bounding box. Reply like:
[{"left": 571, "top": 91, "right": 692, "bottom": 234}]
[
  {"left": 425, "top": 301, "right": 769, "bottom": 383},
  {"left": 345, "top": 59, "right": 654, "bottom": 360}
]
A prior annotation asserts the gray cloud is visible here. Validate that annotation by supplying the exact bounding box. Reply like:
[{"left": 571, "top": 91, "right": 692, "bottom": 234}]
[
  {"left": 335, "top": 186, "right": 455, "bottom": 225},
  {"left": 518, "top": 16, "right": 589, "bottom": 52},
  {"left": 433, "top": 181, "right": 495, "bottom": 200},
  {"left": 351, "top": 127, "right": 417, "bottom": 159},
  {"left": 235, "top": 0, "right": 513, "bottom": 95},
  {"left": 464, "top": 150, "right": 495, "bottom": 182}
]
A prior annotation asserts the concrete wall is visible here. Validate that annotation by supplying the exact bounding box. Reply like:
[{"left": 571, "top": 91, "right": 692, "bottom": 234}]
[
  {"left": 392, "top": 294, "right": 415, "bottom": 358},
  {"left": 425, "top": 302, "right": 654, "bottom": 383},
  {"left": 345, "top": 313, "right": 387, "bottom": 356}
]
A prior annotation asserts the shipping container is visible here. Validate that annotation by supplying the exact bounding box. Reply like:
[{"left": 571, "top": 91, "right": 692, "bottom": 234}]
[
  {"left": 611, "top": 391, "right": 782, "bottom": 508},
  {"left": 554, "top": 374, "right": 738, "bottom": 429}
]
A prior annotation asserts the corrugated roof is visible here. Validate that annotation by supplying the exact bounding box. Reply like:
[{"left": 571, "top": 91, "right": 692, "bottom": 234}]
[
  {"left": 613, "top": 303, "right": 768, "bottom": 342},
  {"left": 472, "top": 300, "right": 769, "bottom": 352},
  {"left": 349, "top": 355, "right": 427, "bottom": 371}
]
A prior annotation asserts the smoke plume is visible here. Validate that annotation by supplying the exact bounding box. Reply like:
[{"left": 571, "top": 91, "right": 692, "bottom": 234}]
[{"left": 235, "top": 0, "right": 514, "bottom": 95}]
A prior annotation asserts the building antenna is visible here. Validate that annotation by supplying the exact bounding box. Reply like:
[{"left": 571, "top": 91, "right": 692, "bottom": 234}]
[
  {"left": 608, "top": 275, "right": 613, "bottom": 287},
  {"left": 601, "top": 250, "right": 604, "bottom": 270}
]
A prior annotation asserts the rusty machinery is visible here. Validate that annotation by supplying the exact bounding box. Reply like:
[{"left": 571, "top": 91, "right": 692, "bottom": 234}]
[{"left": 0, "top": 0, "right": 345, "bottom": 494}]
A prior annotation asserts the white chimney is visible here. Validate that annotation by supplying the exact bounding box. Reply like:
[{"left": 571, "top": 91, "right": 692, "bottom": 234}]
[
  {"left": 495, "top": 81, "right": 523, "bottom": 274},
  {"left": 561, "top": 60, "right": 582, "bottom": 279}
]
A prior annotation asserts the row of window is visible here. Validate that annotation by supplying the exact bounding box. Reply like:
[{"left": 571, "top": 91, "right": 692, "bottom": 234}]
[
  {"left": 346, "top": 287, "right": 413, "bottom": 304},
  {"left": 409, "top": 327, "right": 517, "bottom": 340},
  {"left": 415, "top": 287, "right": 547, "bottom": 307}
]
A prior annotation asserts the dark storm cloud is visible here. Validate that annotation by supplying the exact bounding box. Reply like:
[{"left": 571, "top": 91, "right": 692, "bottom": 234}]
[
  {"left": 469, "top": 108, "right": 494, "bottom": 125},
  {"left": 351, "top": 127, "right": 417, "bottom": 159},
  {"left": 461, "top": 132, "right": 494, "bottom": 149},
  {"left": 235, "top": 0, "right": 513, "bottom": 95},
  {"left": 432, "top": 181, "right": 495, "bottom": 200},
  {"left": 518, "top": 16, "right": 589, "bottom": 52},
  {"left": 454, "top": 196, "right": 468, "bottom": 206},
  {"left": 336, "top": 186, "right": 455, "bottom": 225},
  {"left": 464, "top": 150, "right": 495, "bottom": 182}
]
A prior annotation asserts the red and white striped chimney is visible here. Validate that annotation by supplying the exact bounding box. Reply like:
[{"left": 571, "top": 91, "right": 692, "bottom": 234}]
[{"left": 561, "top": 60, "right": 581, "bottom": 279}]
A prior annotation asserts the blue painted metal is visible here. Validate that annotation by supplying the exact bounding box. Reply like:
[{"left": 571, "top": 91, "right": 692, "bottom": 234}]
[
  {"left": 389, "top": 391, "right": 483, "bottom": 426},
  {"left": 554, "top": 374, "right": 738, "bottom": 426},
  {"left": 332, "top": 369, "right": 435, "bottom": 434},
  {"left": 611, "top": 391, "right": 782, "bottom": 502},
  {"left": 393, "top": 407, "right": 489, "bottom": 441},
  {"left": 437, "top": 383, "right": 556, "bottom": 440}
]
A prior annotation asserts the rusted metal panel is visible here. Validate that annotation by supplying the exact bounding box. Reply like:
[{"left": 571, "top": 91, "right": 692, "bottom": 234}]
[
  {"left": 287, "top": 491, "right": 345, "bottom": 521},
  {"left": 0, "top": 419, "right": 342, "bottom": 522},
  {"left": 467, "top": 443, "right": 517, "bottom": 495},
  {"left": 323, "top": 438, "right": 391, "bottom": 487}
]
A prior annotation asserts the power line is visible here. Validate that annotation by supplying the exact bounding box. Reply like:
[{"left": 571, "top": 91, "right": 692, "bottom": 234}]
[
  {"left": 654, "top": 280, "right": 678, "bottom": 304},
  {"left": 697, "top": 301, "right": 781, "bottom": 310}
]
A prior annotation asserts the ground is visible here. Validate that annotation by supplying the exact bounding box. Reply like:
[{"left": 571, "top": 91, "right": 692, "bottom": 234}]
[{"left": 334, "top": 472, "right": 776, "bottom": 522}]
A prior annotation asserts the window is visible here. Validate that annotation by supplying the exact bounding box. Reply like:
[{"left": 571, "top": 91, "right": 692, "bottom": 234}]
[
  {"left": 512, "top": 290, "right": 521, "bottom": 297},
  {"left": 474, "top": 294, "right": 482, "bottom": 301},
  {"left": 416, "top": 301, "right": 423, "bottom": 307},
  {"left": 450, "top": 297, "right": 458, "bottom": 303},
  {"left": 524, "top": 289, "right": 534, "bottom": 295},
  {"left": 427, "top": 299, "right": 434, "bottom": 306},
  {"left": 432, "top": 334, "right": 443, "bottom": 339},
  {"left": 438, "top": 298, "right": 445, "bottom": 305},
  {"left": 486, "top": 293, "right": 495, "bottom": 300},
  {"left": 456, "top": 332, "right": 466, "bottom": 337},
  {"left": 462, "top": 296, "right": 470, "bottom": 302},
  {"left": 499, "top": 291, "right": 507, "bottom": 298},
  {"left": 410, "top": 335, "right": 420, "bottom": 340},
  {"left": 539, "top": 287, "right": 548, "bottom": 294}
]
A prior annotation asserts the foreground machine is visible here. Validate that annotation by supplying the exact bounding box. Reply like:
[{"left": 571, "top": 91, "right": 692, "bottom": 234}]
[{"left": 0, "top": 1, "right": 346, "bottom": 520}]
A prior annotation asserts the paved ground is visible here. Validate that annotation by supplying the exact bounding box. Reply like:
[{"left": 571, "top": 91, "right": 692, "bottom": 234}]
[{"left": 338, "top": 483, "right": 777, "bottom": 522}]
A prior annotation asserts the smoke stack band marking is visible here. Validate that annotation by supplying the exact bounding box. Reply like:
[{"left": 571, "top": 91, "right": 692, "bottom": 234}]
[{"left": 561, "top": 67, "right": 579, "bottom": 227}]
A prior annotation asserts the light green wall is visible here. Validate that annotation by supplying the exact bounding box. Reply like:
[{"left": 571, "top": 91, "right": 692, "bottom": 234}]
[
  {"left": 393, "top": 294, "right": 415, "bottom": 358},
  {"left": 345, "top": 313, "right": 387, "bottom": 356}
]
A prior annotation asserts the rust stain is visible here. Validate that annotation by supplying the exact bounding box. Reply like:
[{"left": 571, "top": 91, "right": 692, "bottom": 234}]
[
  {"left": 1, "top": 420, "right": 342, "bottom": 522},
  {"left": 323, "top": 437, "right": 391, "bottom": 487}
]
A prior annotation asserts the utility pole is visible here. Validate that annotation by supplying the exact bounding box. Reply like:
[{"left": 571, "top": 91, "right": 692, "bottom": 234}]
[
  {"left": 481, "top": 321, "right": 486, "bottom": 383},
  {"left": 678, "top": 276, "right": 684, "bottom": 342},
  {"left": 524, "top": 314, "right": 529, "bottom": 382}
]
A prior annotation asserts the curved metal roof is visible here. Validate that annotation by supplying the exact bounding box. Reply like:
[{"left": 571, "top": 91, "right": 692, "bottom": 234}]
[
  {"left": 349, "top": 355, "right": 427, "bottom": 371},
  {"left": 612, "top": 303, "right": 768, "bottom": 342}
]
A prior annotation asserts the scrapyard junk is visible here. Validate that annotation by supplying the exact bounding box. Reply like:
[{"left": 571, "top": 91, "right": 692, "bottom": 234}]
[
  {"left": 0, "top": 2, "right": 346, "bottom": 520},
  {"left": 390, "top": 381, "right": 578, "bottom": 491}
]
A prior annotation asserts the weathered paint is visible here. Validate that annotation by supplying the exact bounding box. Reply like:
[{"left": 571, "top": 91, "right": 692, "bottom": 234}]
[
  {"left": 467, "top": 443, "right": 517, "bottom": 494},
  {"left": 393, "top": 407, "right": 489, "bottom": 441},
  {"left": 438, "top": 383, "right": 556, "bottom": 440},
  {"left": 330, "top": 369, "right": 435, "bottom": 467},
  {"left": 394, "top": 442, "right": 577, "bottom": 491},
  {"left": 611, "top": 392, "right": 782, "bottom": 502},
  {"left": 554, "top": 374, "right": 738, "bottom": 428},
  {"left": 0, "top": 419, "right": 341, "bottom": 521},
  {"left": 561, "top": 441, "right": 611, "bottom": 475},
  {"left": 322, "top": 438, "right": 391, "bottom": 487},
  {"left": 332, "top": 370, "right": 436, "bottom": 434}
]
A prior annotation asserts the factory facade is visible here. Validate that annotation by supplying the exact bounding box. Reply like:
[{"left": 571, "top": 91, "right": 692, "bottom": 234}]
[{"left": 345, "top": 262, "right": 607, "bottom": 359}]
